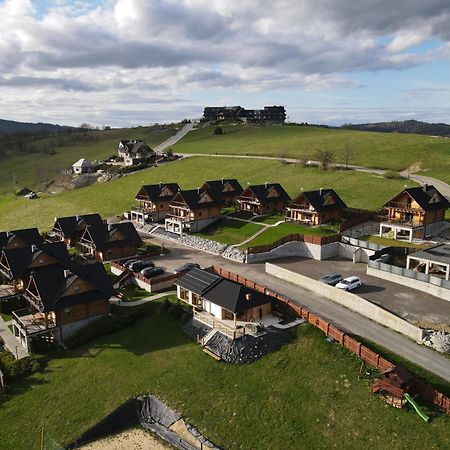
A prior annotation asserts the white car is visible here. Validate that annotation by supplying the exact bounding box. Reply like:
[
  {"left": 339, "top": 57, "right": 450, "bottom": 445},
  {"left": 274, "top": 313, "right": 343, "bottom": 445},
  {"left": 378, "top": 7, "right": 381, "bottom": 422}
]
[{"left": 335, "top": 276, "right": 362, "bottom": 291}]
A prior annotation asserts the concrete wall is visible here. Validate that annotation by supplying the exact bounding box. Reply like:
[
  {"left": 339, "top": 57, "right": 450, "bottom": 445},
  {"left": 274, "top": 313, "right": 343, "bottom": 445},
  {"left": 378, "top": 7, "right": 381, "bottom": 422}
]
[
  {"left": 60, "top": 315, "right": 105, "bottom": 341},
  {"left": 367, "top": 266, "right": 450, "bottom": 302},
  {"left": 266, "top": 262, "right": 424, "bottom": 342}
]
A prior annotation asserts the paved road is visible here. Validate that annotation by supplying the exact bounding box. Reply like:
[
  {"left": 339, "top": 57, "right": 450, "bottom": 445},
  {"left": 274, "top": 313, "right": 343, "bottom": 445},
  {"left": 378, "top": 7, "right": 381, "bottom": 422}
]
[
  {"left": 400, "top": 172, "right": 450, "bottom": 201},
  {"left": 154, "top": 122, "right": 196, "bottom": 153},
  {"left": 141, "top": 233, "right": 450, "bottom": 382}
]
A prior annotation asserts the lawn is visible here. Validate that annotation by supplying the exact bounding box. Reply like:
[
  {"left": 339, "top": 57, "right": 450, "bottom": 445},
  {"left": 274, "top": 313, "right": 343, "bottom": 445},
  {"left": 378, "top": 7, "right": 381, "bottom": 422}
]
[
  {"left": 172, "top": 124, "right": 450, "bottom": 183},
  {"left": 0, "top": 126, "right": 177, "bottom": 195},
  {"left": 0, "top": 301, "right": 449, "bottom": 450},
  {"left": 360, "top": 235, "right": 432, "bottom": 249},
  {"left": 196, "top": 218, "right": 263, "bottom": 245},
  {"left": 254, "top": 214, "right": 285, "bottom": 225},
  {"left": 0, "top": 156, "right": 415, "bottom": 232},
  {"left": 118, "top": 285, "right": 152, "bottom": 302},
  {"left": 0, "top": 313, "right": 13, "bottom": 322},
  {"left": 242, "top": 222, "right": 339, "bottom": 249}
]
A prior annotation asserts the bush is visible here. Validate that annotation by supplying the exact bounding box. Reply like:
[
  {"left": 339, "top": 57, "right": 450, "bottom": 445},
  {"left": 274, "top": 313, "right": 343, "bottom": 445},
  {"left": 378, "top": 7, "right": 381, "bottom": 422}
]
[
  {"left": 0, "top": 351, "right": 40, "bottom": 380},
  {"left": 213, "top": 126, "right": 224, "bottom": 135},
  {"left": 383, "top": 170, "right": 403, "bottom": 179}
]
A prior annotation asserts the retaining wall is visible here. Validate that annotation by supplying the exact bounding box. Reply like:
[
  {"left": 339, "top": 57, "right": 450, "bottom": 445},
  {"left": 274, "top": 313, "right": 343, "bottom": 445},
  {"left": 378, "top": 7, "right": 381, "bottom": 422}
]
[
  {"left": 367, "top": 265, "right": 450, "bottom": 302},
  {"left": 266, "top": 263, "right": 424, "bottom": 342}
]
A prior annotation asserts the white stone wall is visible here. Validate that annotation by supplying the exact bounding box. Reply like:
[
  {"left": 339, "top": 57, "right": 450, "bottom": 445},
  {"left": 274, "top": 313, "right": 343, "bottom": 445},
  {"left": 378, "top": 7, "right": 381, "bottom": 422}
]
[{"left": 266, "top": 262, "right": 425, "bottom": 342}]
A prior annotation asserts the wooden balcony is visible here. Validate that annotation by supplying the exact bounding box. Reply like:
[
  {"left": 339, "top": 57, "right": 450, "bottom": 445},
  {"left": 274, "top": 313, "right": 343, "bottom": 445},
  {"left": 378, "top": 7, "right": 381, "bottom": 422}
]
[
  {"left": 386, "top": 202, "right": 422, "bottom": 211},
  {"left": 13, "top": 309, "right": 56, "bottom": 336}
]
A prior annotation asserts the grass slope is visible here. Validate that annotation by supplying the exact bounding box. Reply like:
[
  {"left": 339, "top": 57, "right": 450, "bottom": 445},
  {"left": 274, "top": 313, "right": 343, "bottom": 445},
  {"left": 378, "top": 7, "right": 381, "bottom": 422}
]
[
  {"left": 196, "top": 218, "right": 263, "bottom": 245},
  {"left": 0, "top": 126, "right": 177, "bottom": 195},
  {"left": 0, "top": 302, "right": 448, "bottom": 450},
  {"left": 173, "top": 124, "right": 450, "bottom": 183},
  {"left": 0, "top": 157, "right": 416, "bottom": 232}
]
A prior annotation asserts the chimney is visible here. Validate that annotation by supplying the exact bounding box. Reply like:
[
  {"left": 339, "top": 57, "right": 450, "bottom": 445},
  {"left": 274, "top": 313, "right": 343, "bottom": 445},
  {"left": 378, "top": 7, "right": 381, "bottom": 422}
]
[
  {"left": 76, "top": 215, "right": 80, "bottom": 221},
  {"left": 63, "top": 269, "right": 72, "bottom": 278},
  {"left": 319, "top": 187, "right": 323, "bottom": 196},
  {"left": 245, "top": 293, "right": 252, "bottom": 301},
  {"left": 221, "top": 177, "right": 225, "bottom": 184},
  {"left": 108, "top": 224, "right": 113, "bottom": 231},
  {"left": 31, "top": 244, "right": 38, "bottom": 252},
  {"left": 265, "top": 182, "right": 268, "bottom": 189},
  {"left": 6, "top": 231, "right": 11, "bottom": 238},
  {"left": 197, "top": 187, "right": 201, "bottom": 194},
  {"left": 423, "top": 183, "right": 427, "bottom": 192}
]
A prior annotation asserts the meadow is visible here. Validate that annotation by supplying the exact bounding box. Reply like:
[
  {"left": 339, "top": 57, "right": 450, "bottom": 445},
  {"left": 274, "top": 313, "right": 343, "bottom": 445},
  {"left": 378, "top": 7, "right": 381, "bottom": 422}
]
[
  {"left": 172, "top": 124, "right": 450, "bottom": 183},
  {"left": 0, "top": 126, "right": 177, "bottom": 195},
  {"left": 0, "top": 301, "right": 448, "bottom": 450},
  {"left": 0, "top": 156, "right": 416, "bottom": 232}
]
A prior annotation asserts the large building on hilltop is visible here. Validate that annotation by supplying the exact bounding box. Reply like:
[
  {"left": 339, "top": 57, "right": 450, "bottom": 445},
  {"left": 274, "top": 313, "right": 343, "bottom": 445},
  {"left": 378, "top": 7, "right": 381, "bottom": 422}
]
[{"left": 203, "top": 105, "right": 286, "bottom": 124}]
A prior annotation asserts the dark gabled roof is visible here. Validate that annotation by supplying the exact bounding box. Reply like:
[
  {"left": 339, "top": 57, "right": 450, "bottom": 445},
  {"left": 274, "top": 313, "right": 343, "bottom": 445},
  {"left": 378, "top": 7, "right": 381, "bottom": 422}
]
[
  {"left": 118, "top": 140, "right": 153, "bottom": 155},
  {"left": 175, "top": 268, "right": 221, "bottom": 295},
  {"left": 171, "top": 189, "right": 225, "bottom": 209},
  {"left": 136, "top": 183, "right": 180, "bottom": 202},
  {"left": 202, "top": 279, "right": 272, "bottom": 314},
  {"left": 239, "top": 184, "right": 291, "bottom": 203},
  {"left": 385, "top": 185, "right": 450, "bottom": 212},
  {"left": 202, "top": 179, "right": 243, "bottom": 196},
  {"left": 82, "top": 222, "right": 142, "bottom": 251},
  {"left": 0, "top": 228, "right": 43, "bottom": 252},
  {"left": 408, "top": 243, "right": 450, "bottom": 265},
  {"left": 52, "top": 214, "right": 104, "bottom": 238},
  {"left": 290, "top": 189, "right": 347, "bottom": 212},
  {"left": 1, "top": 242, "right": 71, "bottom": 279},
  {"left": 29, "top": 263, "right": 114, "bottom": 312}
]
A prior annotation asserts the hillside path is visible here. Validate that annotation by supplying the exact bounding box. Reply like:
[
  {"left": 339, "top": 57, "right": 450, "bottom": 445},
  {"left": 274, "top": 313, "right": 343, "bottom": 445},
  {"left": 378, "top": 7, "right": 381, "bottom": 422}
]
[{"left": 154, "top": 122, "right": 196, "bottom": 153}]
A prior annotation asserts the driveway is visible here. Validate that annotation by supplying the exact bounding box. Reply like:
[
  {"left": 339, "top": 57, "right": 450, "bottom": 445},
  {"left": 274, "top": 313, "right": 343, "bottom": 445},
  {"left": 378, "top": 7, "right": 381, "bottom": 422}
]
[
  {"left": 141, "top": 233, "right": 450, "bottom": 382},
  {"left": 274, "top": 257, "right": 450, "bottom": 329}
]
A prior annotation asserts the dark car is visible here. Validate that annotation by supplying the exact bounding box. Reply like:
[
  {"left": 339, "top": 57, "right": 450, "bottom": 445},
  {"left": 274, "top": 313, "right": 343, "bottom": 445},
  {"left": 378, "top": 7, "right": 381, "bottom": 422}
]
[
  {"left": 124, "top": 259, "right": 139, "bottom": 268},
  {"left": 319, "top": 272, "right": 343, "bottom": 286},
  {"left": 174, "top": 262, "right": 200, "bottom": 274},
  {"left": 129, "top": 260, "right": 155, "bottom": 272},
  {"left": 140, "top": 266, "right": 164, "bottom": 278}
]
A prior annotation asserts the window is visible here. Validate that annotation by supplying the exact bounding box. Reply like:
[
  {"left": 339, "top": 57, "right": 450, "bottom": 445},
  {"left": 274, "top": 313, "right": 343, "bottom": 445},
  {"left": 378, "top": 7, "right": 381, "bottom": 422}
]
[{"left": 64, "top": 308, "right": 71, "bottom": 316}]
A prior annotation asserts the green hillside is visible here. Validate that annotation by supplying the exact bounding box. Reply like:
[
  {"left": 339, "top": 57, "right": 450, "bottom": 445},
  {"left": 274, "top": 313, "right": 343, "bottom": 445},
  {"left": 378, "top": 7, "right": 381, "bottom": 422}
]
[
  {"left": 0, "top": 156, "right": 416, "bottom": 232},
  {"left": 172, "top": 124, "right": 450, "bottom": 183},
  {"left": 0, "top": 126, "right": 177, "bottom": 195}
]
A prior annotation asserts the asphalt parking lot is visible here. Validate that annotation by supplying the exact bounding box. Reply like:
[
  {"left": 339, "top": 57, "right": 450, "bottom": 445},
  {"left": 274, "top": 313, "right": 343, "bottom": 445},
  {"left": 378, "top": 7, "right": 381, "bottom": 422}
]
[{"left": 274, "top": 256, "right": 450, "bottom": 329}]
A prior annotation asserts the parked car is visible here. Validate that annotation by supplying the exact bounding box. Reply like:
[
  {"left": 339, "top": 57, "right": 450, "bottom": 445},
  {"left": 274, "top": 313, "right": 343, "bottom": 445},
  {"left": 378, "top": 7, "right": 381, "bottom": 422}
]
[
  {"left": 123, "top": 259, "right": 139, "bottom": 268},
  {"left": 140, "top": 266, "right": 164, "bottom": 278},
  {"left": 129, "top": 260, "right": 155, "bottom": 272},
  {"left": 335, "top": 276, "right": 362, "bottom": 291},
  {"left": 319, "top": 272, "right": 343, "bottom": 286},
  {"left": 174, "top": 262, "right": 200, "bottom": 274}
]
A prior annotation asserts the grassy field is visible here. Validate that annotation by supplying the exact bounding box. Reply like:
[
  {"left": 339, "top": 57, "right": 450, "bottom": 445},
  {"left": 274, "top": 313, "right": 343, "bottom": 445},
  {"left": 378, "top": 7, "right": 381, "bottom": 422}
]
[
  {"left": 0, "top": 126, "right": 177, "bottom": 195},
  {"left": 196, "top": 218, "right": 263, "bottom": 245},
  {"left": 0, "top": 156, "right": 416, "bottom": 232},
  {"left": 173, "top": 124, "right": 450, "bottom": 183},
  {"left": 0, "top": 300, "right": 448, "bottom": 450}
]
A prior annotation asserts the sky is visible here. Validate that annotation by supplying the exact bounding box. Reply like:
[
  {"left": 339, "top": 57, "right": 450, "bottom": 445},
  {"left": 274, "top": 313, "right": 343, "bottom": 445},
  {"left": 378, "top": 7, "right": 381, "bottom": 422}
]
[{"left": 1, "top": 0, "right": 450, "bottom": 127}]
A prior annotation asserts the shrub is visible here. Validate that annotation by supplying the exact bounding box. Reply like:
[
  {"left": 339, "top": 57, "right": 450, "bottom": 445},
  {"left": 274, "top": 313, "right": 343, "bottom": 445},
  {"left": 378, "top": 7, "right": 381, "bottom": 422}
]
[
  {"left": 383, "top": 170, "right": 402, "bottom": 179},
  {"left": 0, "top": 351, "right": 40, "bottom": 380},
  {"left": 213, "top": 126, "right": 224, "bottom": 135}
]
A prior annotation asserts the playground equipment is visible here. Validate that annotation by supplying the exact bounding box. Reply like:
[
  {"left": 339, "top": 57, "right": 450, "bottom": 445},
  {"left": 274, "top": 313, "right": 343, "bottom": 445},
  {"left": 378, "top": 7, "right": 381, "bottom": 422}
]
[{"left": 404, "top": 393, "right": 429, "bottom": 422}]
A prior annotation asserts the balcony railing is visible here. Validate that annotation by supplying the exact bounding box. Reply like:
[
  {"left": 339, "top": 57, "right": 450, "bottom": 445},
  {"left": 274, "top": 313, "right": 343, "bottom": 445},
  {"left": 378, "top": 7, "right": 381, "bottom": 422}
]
[
  {"left": 383, "top": 218, "right": 423, "bottom": 227},
  {"left": 386, "top": 202, "right": 422, "bottom": 211},
  {"left": 166, "top": 214, "right": 191, "bottom": 222},
  {"left": 194, "top": 310, "right": 245, "bottom": 340},
  {"left": 13, "top": 309, "right": 56, "bottom": 335}
]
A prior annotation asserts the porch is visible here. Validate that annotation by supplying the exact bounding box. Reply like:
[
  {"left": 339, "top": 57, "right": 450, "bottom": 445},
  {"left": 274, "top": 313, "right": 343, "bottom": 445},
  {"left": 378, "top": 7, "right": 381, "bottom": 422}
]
[
  {"left": 285, "top": 207, "right": 317, "bottom": 225},
  {"left": 379, "top": 221, "right": 424, "bottom": 243},
  {"left": 12, "top": 309, "right": 57, "bottom": 352}
]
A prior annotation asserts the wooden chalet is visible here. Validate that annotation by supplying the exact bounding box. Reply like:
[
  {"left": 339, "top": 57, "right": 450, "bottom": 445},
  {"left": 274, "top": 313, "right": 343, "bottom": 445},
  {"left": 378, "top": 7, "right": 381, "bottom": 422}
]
[
  {"left": 12, "top": 263, "right": 114, "bottom": 351},
  {"left": 79, "top": 222, "right": 143, "bottom": 261},
  {"left": 286, "top": 188, "right": 347, "bottom": 225},
  {"left": 165, "top": 188, "right": 224, "bottom": 234},
  {"left": 176, "top": 268, "right": 273, "bottom": 339},
  {"left": 380, "top": 185, "right": 450, "bottom": 242},
  {"left": 201, "top": 179, "right": 243, "bottom": 206},
  {"left": 131, "top": 182, "right": 180, "bottom": 224},
  {"left": 0, "top": 242, "right": 71, "bottom": 293},
  {"left": 236, "top": 183, "right": 291, "bottom": 215},
  {"left": 51, "top": 214, "right": 104, "bottom": 246},
  {"left": 0, "top": 228, "right": 43, "bottom": 253}
]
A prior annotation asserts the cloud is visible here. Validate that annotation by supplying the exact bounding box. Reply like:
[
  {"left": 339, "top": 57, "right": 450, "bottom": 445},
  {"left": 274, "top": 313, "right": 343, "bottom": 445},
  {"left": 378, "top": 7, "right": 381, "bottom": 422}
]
[{"left": 1, "top": 0, "right": 450, "bottom": 125}]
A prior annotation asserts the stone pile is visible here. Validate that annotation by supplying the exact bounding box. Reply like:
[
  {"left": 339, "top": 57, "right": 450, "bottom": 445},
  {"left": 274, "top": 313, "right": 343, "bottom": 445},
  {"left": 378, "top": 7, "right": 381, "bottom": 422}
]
[{"left": 422, "top": 330, "right": 450, "bottom": 353}]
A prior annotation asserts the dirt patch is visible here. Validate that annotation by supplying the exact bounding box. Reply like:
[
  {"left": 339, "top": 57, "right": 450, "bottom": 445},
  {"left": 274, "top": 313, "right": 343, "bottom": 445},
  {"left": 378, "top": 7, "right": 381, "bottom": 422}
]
[
  {"left": 79, "top": 428, "right": 170, "bottom": 450},
  {"left": 404, "top": 161, "right": 423, "bottom": 174}
]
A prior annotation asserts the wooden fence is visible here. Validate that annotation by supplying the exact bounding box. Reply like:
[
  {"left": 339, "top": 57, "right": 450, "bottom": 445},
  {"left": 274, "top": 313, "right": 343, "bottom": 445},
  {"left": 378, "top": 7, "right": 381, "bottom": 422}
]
[
  {"left": 210, "top": 265, "right": 450, "bottom": 416},
  {"left": 247, "top": 233, "right": 341, "bottom": 254}
]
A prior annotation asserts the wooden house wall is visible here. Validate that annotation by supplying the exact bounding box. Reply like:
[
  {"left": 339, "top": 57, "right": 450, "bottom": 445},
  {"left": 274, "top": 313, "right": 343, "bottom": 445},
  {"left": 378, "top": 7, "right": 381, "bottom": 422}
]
[{"left": 56, "top": 298, "right": 109, "bottom": 326}]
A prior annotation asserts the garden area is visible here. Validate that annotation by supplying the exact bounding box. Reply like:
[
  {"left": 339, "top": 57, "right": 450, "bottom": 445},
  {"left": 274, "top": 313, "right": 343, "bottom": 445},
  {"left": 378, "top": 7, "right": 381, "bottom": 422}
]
[{"left": 0, "top": 299, "right": 448, "bottom": 450}]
